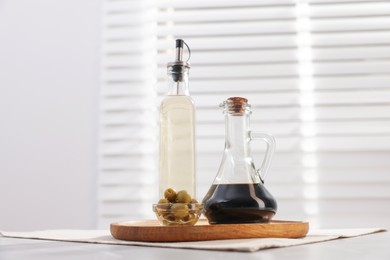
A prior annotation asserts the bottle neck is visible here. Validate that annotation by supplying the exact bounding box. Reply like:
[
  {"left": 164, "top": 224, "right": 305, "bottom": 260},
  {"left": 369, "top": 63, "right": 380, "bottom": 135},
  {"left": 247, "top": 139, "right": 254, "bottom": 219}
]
[
  {"left": 225, "top": 112, "right": 250, "bottom": 154},
  {"left": 167, "top": 67, "right": 190, "bottom": 96}
]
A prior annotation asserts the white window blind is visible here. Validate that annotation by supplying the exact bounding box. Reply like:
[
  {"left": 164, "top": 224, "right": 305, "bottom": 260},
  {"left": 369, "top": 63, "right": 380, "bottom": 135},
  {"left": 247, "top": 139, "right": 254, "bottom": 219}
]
[
  {"left": 98, "top": 0, "right": 158, "bottom": 227},
  {"left": 99, "top": 0, "right": 390, "bottom": 228}
]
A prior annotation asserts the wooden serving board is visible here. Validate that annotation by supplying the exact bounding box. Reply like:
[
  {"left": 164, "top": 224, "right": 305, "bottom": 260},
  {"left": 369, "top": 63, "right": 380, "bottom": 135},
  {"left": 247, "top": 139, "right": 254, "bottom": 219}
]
[{"left": 110, "top": 219, "right": 309, "bottom": 242}]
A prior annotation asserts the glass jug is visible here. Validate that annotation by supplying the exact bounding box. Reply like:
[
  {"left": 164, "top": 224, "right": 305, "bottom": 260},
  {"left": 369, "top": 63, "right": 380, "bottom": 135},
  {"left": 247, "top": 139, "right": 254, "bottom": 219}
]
[{"left": 202, "top": 97, "right": 277, "bottom": 224}]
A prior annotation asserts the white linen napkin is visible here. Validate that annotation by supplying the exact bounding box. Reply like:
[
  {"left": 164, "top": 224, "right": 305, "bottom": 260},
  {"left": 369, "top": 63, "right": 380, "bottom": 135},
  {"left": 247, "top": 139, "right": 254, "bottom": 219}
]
[{"left": 0, "top": 228, "right": 386, "bottom": 252}]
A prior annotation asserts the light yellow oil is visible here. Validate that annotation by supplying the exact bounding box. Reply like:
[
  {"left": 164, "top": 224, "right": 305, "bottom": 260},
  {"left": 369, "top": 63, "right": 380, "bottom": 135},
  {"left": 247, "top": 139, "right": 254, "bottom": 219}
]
[{"left": 159, "top": 95, "right": 196, "bottom": 198}]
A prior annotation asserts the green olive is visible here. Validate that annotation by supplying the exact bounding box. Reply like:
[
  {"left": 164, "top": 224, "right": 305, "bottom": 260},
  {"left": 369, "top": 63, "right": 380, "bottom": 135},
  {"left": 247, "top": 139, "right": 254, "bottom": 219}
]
[
  {"left": 175, "top": 190, "right": 192, "bottom": 203},
  {"left": 157, "top": 203, "right": 170, "bottom": 211},
  {"left": 190, "top": 198, "right": 198, "bottom": 204},
  {"left": 182, "top": 213, "right": 193, "bottom": 222},
  {"left": 163, "top": 213, "right": 176, "bottom": 222},
  {"left": 182, "top": 213, "right": 197, "bottom": 225},
  {"left": 162, "top": 219, "right": 171, "bottom": 226},
  {"left": 171, "top": 203, "right": 189, "bottom": 218},
  {"left": 158, "top": 198, "right": 169, "bottom": 204},
  {"left": 164, "top": 188, "right": 177, "bottom": 202},
  {"left": 163, "top": 219, "right": 180, "bottom": 226},
  {"left": 188, "top": 218, "right": 198, "bottom": 225}
]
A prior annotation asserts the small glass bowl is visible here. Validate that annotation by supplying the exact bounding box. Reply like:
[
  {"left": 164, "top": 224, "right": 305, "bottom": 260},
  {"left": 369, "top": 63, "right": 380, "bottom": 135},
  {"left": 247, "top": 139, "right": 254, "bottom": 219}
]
[{"left": 153, "top": 203, "right": 203, "bottom": 226}]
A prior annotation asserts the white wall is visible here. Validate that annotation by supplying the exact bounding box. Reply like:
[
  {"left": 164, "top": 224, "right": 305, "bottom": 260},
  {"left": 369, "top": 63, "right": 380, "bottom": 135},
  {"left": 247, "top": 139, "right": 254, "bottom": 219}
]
[{"left": 0, "top": 0, "right": 100, "bottom": 230}]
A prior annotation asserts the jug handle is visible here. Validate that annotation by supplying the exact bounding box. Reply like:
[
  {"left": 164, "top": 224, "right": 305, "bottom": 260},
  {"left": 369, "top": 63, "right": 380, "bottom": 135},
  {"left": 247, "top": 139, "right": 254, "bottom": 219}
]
[{"left": 249, "top": 132, "right": 276, "bottom": 183}]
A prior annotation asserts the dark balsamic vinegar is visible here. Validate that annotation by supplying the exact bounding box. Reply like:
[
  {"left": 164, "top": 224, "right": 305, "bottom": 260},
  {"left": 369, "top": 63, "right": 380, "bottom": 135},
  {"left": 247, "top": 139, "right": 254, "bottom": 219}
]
[{"left": 202, "top": 183, "right": 277, "bottom": 224}]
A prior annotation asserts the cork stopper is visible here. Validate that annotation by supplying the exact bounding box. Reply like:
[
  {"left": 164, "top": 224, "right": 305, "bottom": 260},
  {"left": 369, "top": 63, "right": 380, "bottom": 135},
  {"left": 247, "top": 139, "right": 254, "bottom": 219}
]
[{"left": 221, "top": 97, "right": 251, "bottom": 115}]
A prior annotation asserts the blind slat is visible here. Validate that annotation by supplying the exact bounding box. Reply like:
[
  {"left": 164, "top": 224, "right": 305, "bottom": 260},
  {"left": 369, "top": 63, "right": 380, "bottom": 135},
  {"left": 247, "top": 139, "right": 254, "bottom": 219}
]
[
  {"left": 157, "top": 7, "right": 295, "bottom": 23},
  {"left": 310, "top": 17, "right": 390, "bottom": 32},
  {"left": 196, "top": 136, "right": 390, "bottom": 152},
  {"left": 311, "top": 31, "right": 390, "bottom": 46},
  {"left": 157, "top": 36, "right": 297, "bottom": 50},
  {"left": 197, "top": 106, "right": 390, "bottom": 122},
  {"left": 192, "top": 90, "right": 390, "bottom": 107},
  {"left": 157, "top": 0, "right": 294, "bottom": 9},
  {"left": 158, "top": 21, "right": 296, "bottom": 36},
  {"left": 310, "top": 2, "right": 390, "bottom": 18},
  {"left": 197, "top": 121, "right": 390, "bottom": 137}
]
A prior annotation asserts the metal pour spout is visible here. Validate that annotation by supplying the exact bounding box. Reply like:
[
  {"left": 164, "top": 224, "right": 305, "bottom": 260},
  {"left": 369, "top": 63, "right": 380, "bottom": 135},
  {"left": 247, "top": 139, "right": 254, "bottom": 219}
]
[
  {"left": 175, "top": 39, "right": 184, "bottom": 62},
  {"left": 167, "top": 39, "right": 191, "bottom": 82}
]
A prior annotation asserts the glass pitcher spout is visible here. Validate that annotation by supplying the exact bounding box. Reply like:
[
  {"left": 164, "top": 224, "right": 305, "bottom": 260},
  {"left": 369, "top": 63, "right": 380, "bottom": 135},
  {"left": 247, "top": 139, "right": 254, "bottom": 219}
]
[{"left": 202, "top": 97, "right": 277, "bottom": 224}]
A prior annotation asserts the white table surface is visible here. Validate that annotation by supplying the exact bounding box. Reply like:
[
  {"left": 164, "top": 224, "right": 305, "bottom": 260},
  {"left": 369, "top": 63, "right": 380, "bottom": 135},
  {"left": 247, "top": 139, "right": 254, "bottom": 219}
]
[{"left": 1, "top": 231, "right": 389, "bottom": 260}]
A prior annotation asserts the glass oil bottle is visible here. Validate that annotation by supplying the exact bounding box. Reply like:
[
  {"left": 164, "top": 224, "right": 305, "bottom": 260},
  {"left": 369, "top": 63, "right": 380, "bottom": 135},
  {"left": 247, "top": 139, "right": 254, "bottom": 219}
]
[{"left": 159, "top": 39, "right": 196, "bottom": 199}]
